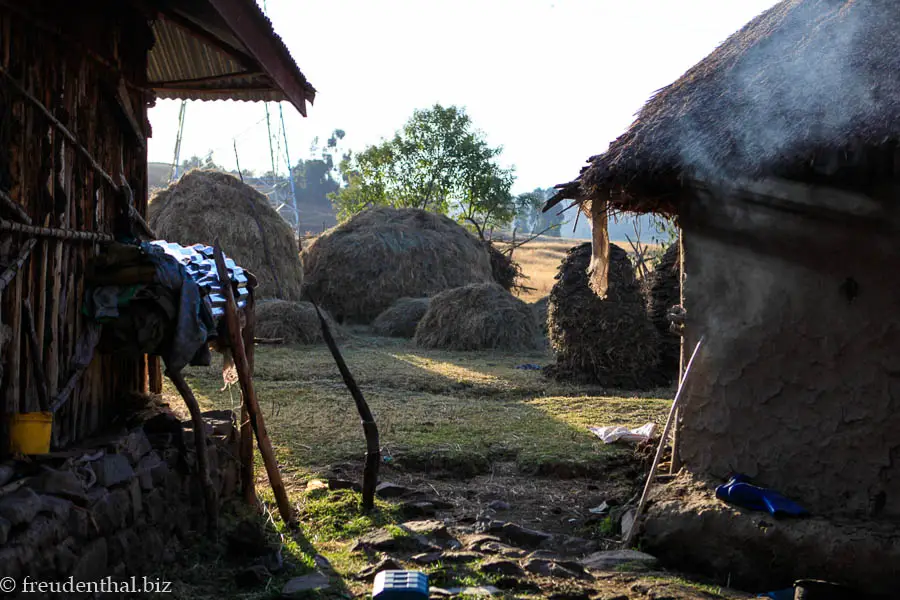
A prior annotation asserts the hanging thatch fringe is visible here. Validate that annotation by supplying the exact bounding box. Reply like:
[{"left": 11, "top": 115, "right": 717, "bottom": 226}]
[{"left": 588, "top": 200, "right": 610, "bottom": 298}]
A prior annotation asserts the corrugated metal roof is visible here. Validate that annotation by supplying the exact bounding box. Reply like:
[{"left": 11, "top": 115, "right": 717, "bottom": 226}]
[{"left": 148, "top": 0, "right": 316, "bottom": 115}]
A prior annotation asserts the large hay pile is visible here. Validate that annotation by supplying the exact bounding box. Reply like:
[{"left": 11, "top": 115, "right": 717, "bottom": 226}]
[
  {"left": 372, "top": 297, "right": 431, "bottom": 338},
  {"left": 149, "top": 170, "right": 303, "bottom": 300},
  {"left": 414, "top": 283, "right": 539, "bottom": 351},
  {"left": 546, "top": 242, "right": 660, "bottom": 389},
  {"left": 302, "top": 207, "right": 493, "bottom": 323},
  {"left": 255, "top": 300, "right": 342, "bottom": 345},
  {"left": 645, "top": 242, "right": 681, "bottom": 383}
]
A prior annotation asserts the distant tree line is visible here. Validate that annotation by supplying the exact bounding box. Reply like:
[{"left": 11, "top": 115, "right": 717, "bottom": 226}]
[{"left": 177, "top": 110, "right": 632, "bottom": 243}]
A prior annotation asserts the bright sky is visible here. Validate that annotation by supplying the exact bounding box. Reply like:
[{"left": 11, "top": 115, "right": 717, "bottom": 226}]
[{"left": 147, "top": 0, "right": 779, "bottom": 195}]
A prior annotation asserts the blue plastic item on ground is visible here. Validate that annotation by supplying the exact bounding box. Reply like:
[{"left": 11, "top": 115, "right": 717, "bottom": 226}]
[
  {"left": 716, "top": 474, "right": 809, "bottom": 517},
  {"left": 757, "top": 589, "right": 794, "bottom": 600},
  {"left": 372, "top": 571, "right": 429, "bottom": 600}
]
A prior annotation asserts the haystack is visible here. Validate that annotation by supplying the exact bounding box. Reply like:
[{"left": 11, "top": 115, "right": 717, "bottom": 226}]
[
  {"left": 255, "top": 300, "right": 342, "bottom": 345},
  {"left": 645, "top": 242, "right": 681, "bottom": 383},
  {"left": 302, "top": 207, "right": 493, "bottom": 323},
  {"left": 149, "top": 170, "right": 303, "bottom": 300},
  {"left": 414, "top": 283, "right": 539, "bottom": 351},
  {"left": 546, "top": 243, "right": 660, "bottom": 389},
  {"left": 372, "top": 297, "right": 431, "bottom": 338}
]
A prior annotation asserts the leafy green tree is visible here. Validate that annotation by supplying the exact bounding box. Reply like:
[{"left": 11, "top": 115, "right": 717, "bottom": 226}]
[
  {"left": 330, "top": 105, "right": 515, "bottom": 238},
  {"left": 514, "top": 188, "right": 564, "bottom": 236}
]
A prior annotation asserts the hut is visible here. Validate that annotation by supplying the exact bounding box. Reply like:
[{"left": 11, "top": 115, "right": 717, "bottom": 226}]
[
  {"left": 546, "top": 0, "right": 900, "bottom": 593},
  {"left": 0, "top": 0, "right": 314, "bottom": 582}
]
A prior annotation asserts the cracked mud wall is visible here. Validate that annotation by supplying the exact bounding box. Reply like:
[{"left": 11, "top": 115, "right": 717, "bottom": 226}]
[{"left": 677, "top": 183, "right": 900, "bottom": 518}]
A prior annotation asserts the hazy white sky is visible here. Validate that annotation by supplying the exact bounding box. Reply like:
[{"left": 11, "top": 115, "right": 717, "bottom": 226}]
[{"left": 147, "top": 0, "right": 779, "bottom": 194}]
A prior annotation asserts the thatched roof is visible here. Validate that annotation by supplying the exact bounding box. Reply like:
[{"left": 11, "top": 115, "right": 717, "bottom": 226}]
[{"left": 548, "top": 0, "right": 900, "bottom": 216}]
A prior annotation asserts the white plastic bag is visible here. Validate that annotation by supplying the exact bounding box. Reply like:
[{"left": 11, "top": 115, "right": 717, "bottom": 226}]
[{"left": 588, "top": 423, "right": 656, "bottom": 444}]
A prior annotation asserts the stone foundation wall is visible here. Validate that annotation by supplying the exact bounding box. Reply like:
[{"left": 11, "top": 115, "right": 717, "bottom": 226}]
[{"left": 0, "top": 407, "right": 241, "bottom": 593}]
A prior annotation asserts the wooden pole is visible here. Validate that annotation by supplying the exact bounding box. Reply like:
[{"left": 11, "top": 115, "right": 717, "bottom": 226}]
[
  {"left": 670, "top": 234, "right": 685, "bottom": 475},
  {"left": 239, "top": 290, "right": 257, "bottom": 508},
  {"left": 22, "top": 299, "right": 50, "bottom": 412},
  {"left": 50, "top": 325, "right": 101, "bottom": 413},
  {"left": 0, "top": 188, "right": 32, "bottom": 225},
  {"left": 623, "top": 336, "right": 705, "bottom": 549},
  {"left": 1, "top": 219, "right": 114, "bottom": 242},
  {"left": 0, "top": 239, "right": 37, "bottom": 294},
  {"left": 213, "top": 242, "right": 294, "bottom": 525},
  {"left": 167, "top": 369, "right": 219, "bottom": 533},
  {"left": 311, "top": 298, "right": 380, "bottom": 511}
]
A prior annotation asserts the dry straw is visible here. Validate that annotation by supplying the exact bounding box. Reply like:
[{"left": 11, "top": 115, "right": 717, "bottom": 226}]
[
  {"left": 255, "top": 300, "right": 342, "bottom": 345},
  {"left": 414, "top": 282, "right": 539, "bottom": 351},
  {"left": 302, "top": 207, "right": 494, "bottom": 323},
  {"left": 149, "top": 170, "right": 304, "bottom": 300},
  {"left": 372, "top": 297, "right": 431, "bottom": 338}
]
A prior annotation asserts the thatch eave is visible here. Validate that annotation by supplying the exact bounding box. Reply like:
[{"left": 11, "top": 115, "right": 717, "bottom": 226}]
[{"left": 548, "top": 0, "right": 900, "bottom": 220}]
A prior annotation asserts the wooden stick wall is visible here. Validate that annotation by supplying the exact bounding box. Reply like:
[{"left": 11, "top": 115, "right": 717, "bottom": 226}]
[{"left": 0, "top": 3, "right": 154, "bottom": 451}]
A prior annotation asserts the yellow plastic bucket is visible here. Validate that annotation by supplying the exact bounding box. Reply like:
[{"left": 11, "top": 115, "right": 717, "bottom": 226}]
[{"left": 8, "top": 412, "right": 52, "bottom": 455}]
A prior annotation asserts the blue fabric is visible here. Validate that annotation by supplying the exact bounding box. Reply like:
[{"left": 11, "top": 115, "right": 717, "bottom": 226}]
[
  {"left": 140, "top": 242, "right": 215, "bottom": 373},
  {"left": 716, "top": 474, "right": 809, "bottom": 517},
  {"left": 757, "top": 590, "right": 794, "bottom": 600}
]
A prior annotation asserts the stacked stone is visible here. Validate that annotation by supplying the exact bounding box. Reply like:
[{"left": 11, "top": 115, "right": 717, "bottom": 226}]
[{"left": 0, "top": 409, "right": 241, "bottom": 586}]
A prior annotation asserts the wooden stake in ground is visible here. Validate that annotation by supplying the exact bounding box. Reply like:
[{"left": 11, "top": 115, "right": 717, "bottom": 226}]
[
  {"left": 212, "top": 241, "right": 295, "bottom": 525},
  {"left": 240, "top": 290, "right": 258, "bottom": 508},
  {"left": 310, "top": 298, "right": 380, "bottom": 511},
  {"left": 167, "top": 369, "right": 218, "bottom": 533},
  {"left": 22, "top": 299, "right": 50, "bottom": 412},
  {"left": 623, "top": 336, "right": 705, "bottom": 549}
]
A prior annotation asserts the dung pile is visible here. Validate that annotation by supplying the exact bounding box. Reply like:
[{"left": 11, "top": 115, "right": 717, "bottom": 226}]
[
  {"left": 413, "top": 283, "right": 539, "bottom": 351},
  {"left": 301, "top": 207, "right": 494, "bottom": 323},
  {"left": 546, "top": 243, "right": 660, "bottom": 389},
  {"left": 645, "top": 242, "right": 681, "bottom": 383},
  {"left": 149, "top": 170, "right": 303, "bottom": 300},
  {"left": 531, "top": 296, "right": 549, "bottom": 335},
  {"left": 255, "top": 300, "right": 342, "bottom": 345},
  {"left": 372, "top": 297, "right": 431, "bottom": 338}
]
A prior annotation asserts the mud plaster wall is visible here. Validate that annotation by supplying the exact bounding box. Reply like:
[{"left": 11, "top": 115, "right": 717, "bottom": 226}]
[{"left": 678, "top": 182, "right": 900, "bottom": 518}]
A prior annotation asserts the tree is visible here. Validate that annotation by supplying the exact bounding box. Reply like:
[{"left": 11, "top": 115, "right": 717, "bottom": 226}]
[
  {"left": 330, "top": 105, "right": 515, "bottom": 238},
  {"left": 514, "top": 188, "right": 564, "bottom": 236},
  {"left": 291, "top": 128, "right": 347, "bottom": 208}
]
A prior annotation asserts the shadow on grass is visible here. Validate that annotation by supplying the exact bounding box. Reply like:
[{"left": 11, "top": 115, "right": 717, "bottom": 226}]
[
  {"left": 170, "top": 337, "right": 672, "bottom": 482},
  {"left": 148, "top": 497, "right": 354, "bottom": 600}
]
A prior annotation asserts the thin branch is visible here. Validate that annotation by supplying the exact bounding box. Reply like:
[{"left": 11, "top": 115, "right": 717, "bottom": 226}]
[
  {"left": 0, "top": 188, "right": 32, "bottom": 225},
  {"left": 0, "top": 238, "right": 37, "bottom": 294}
]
